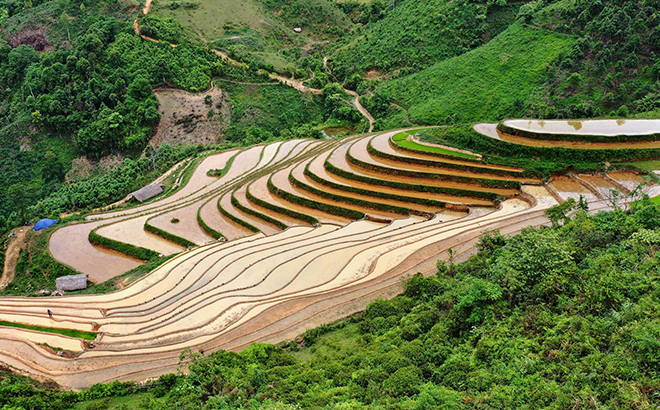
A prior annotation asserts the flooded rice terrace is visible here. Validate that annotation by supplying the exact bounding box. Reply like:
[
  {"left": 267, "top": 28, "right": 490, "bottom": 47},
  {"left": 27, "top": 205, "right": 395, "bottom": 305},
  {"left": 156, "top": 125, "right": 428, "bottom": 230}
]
[{"left": 504, "top": 119, "right": 660, "bottom": 136}]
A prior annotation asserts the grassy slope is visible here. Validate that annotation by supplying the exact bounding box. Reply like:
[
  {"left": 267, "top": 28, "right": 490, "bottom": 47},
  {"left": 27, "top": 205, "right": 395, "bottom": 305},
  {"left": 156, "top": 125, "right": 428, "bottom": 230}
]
[
  {"left": 0, "top": 321, "right": 96, "bottom": 340},
  {"left": 378, "top": 23, "right": 574, "bottom": 127},
  {"left": 154, "top": 0, "right": 351, "bottom": 69},
  {"left": 154, "top": 0, "right": 276, "bottom": 38},
  {"left": 392, "top": 130, "right": 478, "bottom": 159}
]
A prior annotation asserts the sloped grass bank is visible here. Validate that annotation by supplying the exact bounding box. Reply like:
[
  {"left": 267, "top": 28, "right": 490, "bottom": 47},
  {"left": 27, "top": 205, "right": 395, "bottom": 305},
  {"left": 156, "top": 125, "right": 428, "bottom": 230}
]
[
  {"left": 392, "top": 130, "right": 478, "bottom": 159},
  {"left": 379, "top": 24, "right": 574, "bottom": 127},
  {"left": 0, "top": 321, "right": 96, "bottom": 341},
  {"left": 1, "top": 229, "right": 79, "bottom": 296}
]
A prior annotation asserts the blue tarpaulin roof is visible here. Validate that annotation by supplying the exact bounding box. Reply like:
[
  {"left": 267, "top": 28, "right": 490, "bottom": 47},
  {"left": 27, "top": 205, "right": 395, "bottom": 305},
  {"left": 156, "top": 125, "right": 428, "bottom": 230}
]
[{"left": 33, "top": 219, "right": 58, "bottom": 231}]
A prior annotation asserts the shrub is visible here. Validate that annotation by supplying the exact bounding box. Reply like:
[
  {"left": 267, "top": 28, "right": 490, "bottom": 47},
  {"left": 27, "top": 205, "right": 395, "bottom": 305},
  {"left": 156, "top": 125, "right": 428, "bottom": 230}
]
[{"left": 382, "top": 366, "right": 424, "bottom": 397}]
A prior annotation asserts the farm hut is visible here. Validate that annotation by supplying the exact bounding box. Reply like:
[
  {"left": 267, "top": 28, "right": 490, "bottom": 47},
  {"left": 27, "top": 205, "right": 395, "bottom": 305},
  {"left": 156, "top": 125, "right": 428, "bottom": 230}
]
[
  {"left": 56, "top": 274, "right": 88, "bottom": 291},
  {"left": 129, "top": 184, "right": 165, "bottom": 202},
  {"left": 293, "top": 27, "right": 302, "bottom": 33}
]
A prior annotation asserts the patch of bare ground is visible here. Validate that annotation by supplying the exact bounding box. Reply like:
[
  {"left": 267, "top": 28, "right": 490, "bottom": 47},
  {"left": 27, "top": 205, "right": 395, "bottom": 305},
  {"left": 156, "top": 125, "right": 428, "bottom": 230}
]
[
  {"left": 150, "top": 84, "right": 229, "bottom": 148},
  {"left": 363, "top": 69, "right": 384, "bottom": 80},
  {"left": 10, "top": 28, "right": 50, "bottom": 51},
  {"left": 1, "top": 229, "right": 30, "bottom": 291},
  {"left": 65, "top": 155, "right": 125, "bottom": 184}
]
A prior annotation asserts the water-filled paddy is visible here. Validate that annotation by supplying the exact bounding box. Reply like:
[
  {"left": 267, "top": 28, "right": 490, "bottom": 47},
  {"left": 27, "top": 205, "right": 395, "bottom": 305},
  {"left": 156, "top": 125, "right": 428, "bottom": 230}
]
[{"left": 504, "top": 119, "right": 660, "bottom": 136}]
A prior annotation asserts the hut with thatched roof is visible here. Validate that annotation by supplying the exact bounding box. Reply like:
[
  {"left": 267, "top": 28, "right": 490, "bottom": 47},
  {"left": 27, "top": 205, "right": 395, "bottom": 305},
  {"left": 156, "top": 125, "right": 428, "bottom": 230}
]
[
  {"left": 56, "top": 274, "right": 88, "bottom": 292},
  {"left": 129, "top": 184, "right": 164, "bottom": 202}
]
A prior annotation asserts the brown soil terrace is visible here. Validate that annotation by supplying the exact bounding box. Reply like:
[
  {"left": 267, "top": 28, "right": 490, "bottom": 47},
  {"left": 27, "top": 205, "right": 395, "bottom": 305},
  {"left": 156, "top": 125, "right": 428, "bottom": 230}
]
[{"left": 0, "top": 127, "right": 656, "bottom": 390}]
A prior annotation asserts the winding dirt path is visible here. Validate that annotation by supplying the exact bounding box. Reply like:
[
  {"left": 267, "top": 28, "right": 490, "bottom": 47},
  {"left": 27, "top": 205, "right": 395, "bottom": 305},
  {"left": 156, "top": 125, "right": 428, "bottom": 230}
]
[{"left": 345, "top": 89, "right": 374, "bottom": 133}]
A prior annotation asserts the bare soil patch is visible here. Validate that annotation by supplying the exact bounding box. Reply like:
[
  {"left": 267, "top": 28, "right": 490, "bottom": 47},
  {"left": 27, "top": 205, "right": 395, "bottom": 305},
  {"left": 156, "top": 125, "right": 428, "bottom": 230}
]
[
  {"left": 10, "top": 29, "right": 49, "bottom": 51},
  {"left": 150, "top": 85, "right": 229, "bottom": 148},
  {"left": 1, "top": 229, "right": 29, "bottom": 291}
]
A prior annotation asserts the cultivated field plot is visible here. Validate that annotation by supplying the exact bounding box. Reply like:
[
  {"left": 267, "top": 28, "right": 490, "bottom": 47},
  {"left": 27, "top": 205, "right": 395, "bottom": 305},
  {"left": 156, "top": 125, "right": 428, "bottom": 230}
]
[
  {"left": 475, "top": 122, "right": 660, "bottom": 149},
  {"left": 0, "top": 129, "right": 653, "bottom": 389}
]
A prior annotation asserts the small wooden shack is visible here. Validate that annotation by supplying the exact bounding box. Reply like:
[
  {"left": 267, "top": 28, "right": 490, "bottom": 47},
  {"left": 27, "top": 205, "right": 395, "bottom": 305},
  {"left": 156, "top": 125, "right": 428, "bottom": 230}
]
[
  {"left": 293, "top": 27, "right": 302, "bottom": 33},
  {"left": 129, "top": 184, "right": 165, "bottom": 202},
  {"left": 56, "top": 274, "right": 88, "bottom": 292}
]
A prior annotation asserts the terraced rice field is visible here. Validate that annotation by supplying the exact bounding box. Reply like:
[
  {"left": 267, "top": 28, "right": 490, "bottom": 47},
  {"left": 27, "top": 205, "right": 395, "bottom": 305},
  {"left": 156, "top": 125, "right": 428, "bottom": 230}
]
[
  {"left": 475, "top": 122, "right": 660, "bottom": 149},
  {"left": 0, "top": 129, "right": 651, "bottom": 389},
  {"left": 503, "top": 119, "right": 660, "bottom": 137}
]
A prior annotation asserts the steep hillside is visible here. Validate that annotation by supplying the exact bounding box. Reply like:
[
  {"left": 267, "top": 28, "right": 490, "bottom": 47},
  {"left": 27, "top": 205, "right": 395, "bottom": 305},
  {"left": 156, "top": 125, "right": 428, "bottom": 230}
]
[
  {"left": 329, "top": 0, "right": 526, "bottom": 76},
  {"left": 3, "top": 199, "right": 660, "bottom": 408},
  {"left": 373, "top": 24, "right": 573, "bottom": 128},
  {"left": 151, "top": 0, "right": 352, "bottom": 71}
]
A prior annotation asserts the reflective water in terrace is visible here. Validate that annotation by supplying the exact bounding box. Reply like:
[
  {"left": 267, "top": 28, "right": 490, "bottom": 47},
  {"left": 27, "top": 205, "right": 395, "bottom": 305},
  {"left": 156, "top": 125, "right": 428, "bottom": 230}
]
[{"left": 504, "top": 119, "right": 660, "bottom": 136}]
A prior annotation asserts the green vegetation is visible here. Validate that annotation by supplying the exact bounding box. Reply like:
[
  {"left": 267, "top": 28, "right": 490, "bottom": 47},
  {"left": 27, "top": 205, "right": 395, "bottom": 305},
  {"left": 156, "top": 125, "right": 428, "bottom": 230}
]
[
  {"left": 261, "top": 0, "right": 352, "bottom": 38},
  {"left": 324, "top": 160, "right": 498, "bottom": 204},
  {"left": 230, "top": 192, "right": 288, "bottom": 230},
  {"left": 268, "top": 175, "right": 365, "bottom": 220},
  {"left": 32, "top": 144, "right": 202, "bottom": 219},
  {"left": 217, "top": 197, "right": 261, "bottom": 233},
  {"left": 346, "top": 148, "right": 519, "bottom": 191},
  {"left": 498, "top": 121, "right": 660, "bottom": 143},
  {"left": 330, "top": 0, "right": 523, "bottom": 74},
  {"left": 222, "top": 82, "right": 325, "bottom": 144},
  {"left": 530, "top": 0, "right": 660, "bottom": 119},
  {"left": 4, "top": 0, "right": 660, "bottom": 406},
  {"left": 0, "top": 320, "right": 97, "bottom": 340},
  {"left": 70, "top": 393, "right": 153, "bottom": 410},
  {"left": 74, "top": 255, "right": 177, "bottom": 295},
  {"left": 197, "top": 206, "right": 225, "bottom": 239},
  {"left": 245, "top": 184, "right": 319, "bottom": 226},
  {"left": 375, "top": 24, "right": 574, "bottom": 128},
  {"left": 392, "top": 130, "right": 478, "bottom": 159},
  {"left": 89, "top": 229, "right": 160, "bottom": 262},
  {"left": 304, "top": 163, "right": 449, "bottom": 209},
  {"left": 291, "top": 168, "right": 411, "bottom": 215},
  {"left": 144, "top": 221, "right": 196, "bottom": 248}
]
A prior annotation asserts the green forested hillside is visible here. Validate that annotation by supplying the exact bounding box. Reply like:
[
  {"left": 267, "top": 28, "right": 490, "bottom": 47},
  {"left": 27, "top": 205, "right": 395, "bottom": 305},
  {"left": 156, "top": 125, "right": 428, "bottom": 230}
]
[
  {"left": 373, "top": 24, "right": 573, "bottom": 129},
  {"left": 3, "top": 200, "right": 660, "bottom": 409},
  {"left": 530, "top": 0, "right": 660, "bottom": 118}
]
